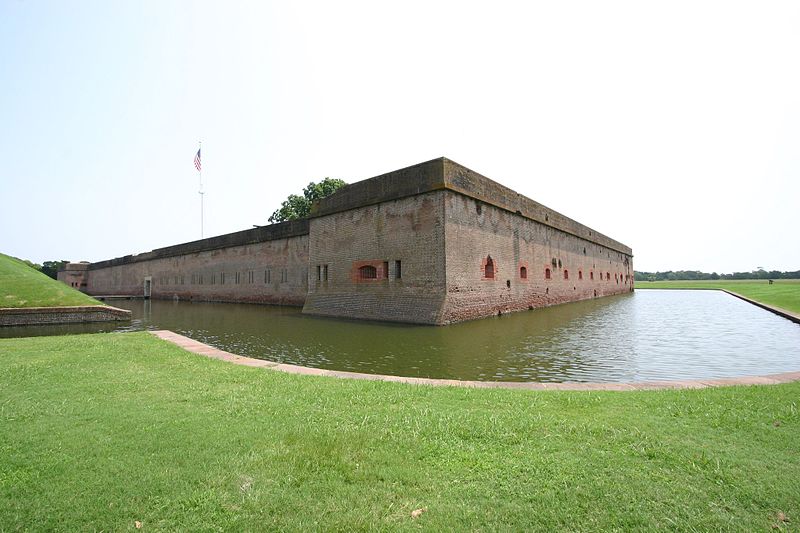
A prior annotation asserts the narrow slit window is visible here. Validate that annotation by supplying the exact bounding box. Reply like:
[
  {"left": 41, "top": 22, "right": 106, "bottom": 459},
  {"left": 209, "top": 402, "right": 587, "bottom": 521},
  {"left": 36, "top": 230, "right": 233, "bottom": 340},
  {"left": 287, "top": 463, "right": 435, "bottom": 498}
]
[{"left": 395, "top": 260, "right": 401, "bottom": 279}]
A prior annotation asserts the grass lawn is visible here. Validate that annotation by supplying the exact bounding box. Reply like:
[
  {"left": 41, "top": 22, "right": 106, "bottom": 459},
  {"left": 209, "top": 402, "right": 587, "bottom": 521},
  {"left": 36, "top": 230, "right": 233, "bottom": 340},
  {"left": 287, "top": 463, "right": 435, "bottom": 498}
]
[
  {"left": 636, "top": 279, "right": 800, "bottom": 314},
  {"left": 0, "top": 253, "right": 101, "bottom": 308},
  {"left": 1, "top": 332, "right": 798, "bottom": 530}
]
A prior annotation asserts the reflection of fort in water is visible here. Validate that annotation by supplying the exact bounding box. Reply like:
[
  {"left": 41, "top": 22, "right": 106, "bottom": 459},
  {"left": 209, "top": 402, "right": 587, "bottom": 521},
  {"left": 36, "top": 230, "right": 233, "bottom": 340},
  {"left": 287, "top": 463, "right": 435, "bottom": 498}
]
[
  {"left": 8, "top": 291, "right": 800, "bottom": 383},
  {"left": 60, "top": 158, "right": 633, "bottom": 325}
]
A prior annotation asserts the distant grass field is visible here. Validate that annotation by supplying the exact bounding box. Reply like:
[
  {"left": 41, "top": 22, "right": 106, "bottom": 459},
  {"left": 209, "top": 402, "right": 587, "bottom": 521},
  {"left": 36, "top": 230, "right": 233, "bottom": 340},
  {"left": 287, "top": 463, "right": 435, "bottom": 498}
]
[
  {"left": 1, "top": 331, "right": 798, "bottom": 530},
  {"left": 636, "top": 279, "right": 800, "bottom": 314},
  {"left": 0, "top": 253, "right": 101, "bottom": 308}
]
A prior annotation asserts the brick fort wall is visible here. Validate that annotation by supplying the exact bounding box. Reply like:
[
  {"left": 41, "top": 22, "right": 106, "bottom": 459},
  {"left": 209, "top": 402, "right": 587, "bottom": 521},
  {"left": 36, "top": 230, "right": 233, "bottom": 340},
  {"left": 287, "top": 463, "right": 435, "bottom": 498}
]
[
  {"left": 302, "top": 191, "right": 447, "bottom": 324},
  {"left": 70, "top": 158, "right": 633, "bottom": 325},
  {"left": 442, "top": 190, "right": 632, "bottom": 323},
  {"left": 85, "top": 220, "right": 310, "bottom": 306}
]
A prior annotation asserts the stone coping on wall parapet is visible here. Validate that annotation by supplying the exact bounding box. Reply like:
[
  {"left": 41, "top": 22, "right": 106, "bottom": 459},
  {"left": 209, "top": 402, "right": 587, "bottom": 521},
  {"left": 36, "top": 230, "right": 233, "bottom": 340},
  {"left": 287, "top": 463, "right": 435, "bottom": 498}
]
[
  {"left": 88, "top": 218, "right": 309, "bottom": 270},
  {"left": 148, "top": 330, "right": 800, "bottom": 391},
  {"left": 310, "top": 157, "right": 633, "bottom": 257},
  {"left": 84, "top": 158, "right": 633, "bottom": 272}
]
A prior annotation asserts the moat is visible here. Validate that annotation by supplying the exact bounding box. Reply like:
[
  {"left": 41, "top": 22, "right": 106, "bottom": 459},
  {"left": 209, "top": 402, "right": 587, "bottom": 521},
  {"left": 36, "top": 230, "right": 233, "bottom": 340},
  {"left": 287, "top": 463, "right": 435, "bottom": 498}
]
[{"left": 3, "top": 290, "right": 800, "bottom": 383}]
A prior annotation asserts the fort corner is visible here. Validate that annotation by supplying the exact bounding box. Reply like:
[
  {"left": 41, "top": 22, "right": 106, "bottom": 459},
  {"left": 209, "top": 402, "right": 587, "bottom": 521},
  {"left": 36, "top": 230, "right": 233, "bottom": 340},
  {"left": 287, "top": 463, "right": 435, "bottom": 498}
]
[{"left": 61, "top": 157, "right": 633, "bottom": 325}]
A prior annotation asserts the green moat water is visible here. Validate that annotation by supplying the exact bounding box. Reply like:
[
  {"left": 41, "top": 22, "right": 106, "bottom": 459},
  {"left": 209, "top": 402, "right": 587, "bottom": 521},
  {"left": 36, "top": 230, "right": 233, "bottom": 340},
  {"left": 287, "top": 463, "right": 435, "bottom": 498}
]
[{"left": 3, "top": 290, "right": 800, "bottom": 382}]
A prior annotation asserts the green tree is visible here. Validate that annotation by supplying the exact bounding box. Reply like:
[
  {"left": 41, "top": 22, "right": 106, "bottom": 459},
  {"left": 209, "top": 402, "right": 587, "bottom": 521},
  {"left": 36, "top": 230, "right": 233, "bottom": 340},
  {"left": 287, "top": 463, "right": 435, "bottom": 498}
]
[
  {"left": 40, "top": 260, "right": 69, "bottom": 279},
  {"left": 268, "top": 178, "right": 346, "bottom": 223}
]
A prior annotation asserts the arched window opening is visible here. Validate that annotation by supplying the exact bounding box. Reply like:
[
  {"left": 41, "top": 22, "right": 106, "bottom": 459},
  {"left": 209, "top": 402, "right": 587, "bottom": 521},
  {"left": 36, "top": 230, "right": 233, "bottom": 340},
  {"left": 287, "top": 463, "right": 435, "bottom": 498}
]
[
  {"left": 590, "top": 271, "right": 594, "bottom": 281},
  {"left": 579, "top": 270, "right": 583, "bottom": 280},
  {"left": 359, "top": 265, "right": 377, "bottom": 280},
  {"left": 520, "top": 266, "right": 527, "bottom": 279},
  {"left": 606, "top": 272, "right": 611, "bottom": 281},
  {"left": 545, "top": 268, "right": 551, "bottom": 280},
  {"left": 484, "top": 256, "right": 495, "bottom": 279},
  {"left": 563, "top": 269, "right": 569, "bottom": 280}
]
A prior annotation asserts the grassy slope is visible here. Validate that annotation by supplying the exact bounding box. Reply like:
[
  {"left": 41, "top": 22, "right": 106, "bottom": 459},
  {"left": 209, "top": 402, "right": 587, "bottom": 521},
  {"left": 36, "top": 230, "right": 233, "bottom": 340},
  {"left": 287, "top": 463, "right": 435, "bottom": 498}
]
[
  {"left": 637, "top": 279, "right": 800, "bottom": 314},
  {"left": 1, "top": 332, "right": 798, "bottom": 531},
  {"left": 0, "top": 253, "right": 101, "bottom": 308}
]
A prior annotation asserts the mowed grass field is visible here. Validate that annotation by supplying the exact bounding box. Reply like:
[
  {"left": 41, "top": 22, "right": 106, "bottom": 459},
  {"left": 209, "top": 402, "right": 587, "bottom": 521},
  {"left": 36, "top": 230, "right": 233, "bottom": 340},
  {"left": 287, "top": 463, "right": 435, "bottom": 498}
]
[
  {"left": 0, "top": 253, "right": 101, "bottom": 308},
  {"left": 636, "top": 279, "right": 800, "bottom": 314},
  {"left": 1, "top": 332, "right": 799, "bottom": 531}
]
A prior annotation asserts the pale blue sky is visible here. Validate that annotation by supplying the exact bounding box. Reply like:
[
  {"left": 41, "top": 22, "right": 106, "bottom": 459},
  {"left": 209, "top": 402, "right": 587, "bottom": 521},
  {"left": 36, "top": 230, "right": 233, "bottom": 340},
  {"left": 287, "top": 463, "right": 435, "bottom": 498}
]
[{"left": 2, "top": 1, "right": 798, "bottom": 273}]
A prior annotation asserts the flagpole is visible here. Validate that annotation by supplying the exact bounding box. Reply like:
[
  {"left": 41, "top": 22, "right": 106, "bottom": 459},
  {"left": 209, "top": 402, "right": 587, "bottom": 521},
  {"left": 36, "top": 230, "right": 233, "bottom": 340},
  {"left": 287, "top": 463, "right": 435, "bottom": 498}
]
[{"left": 198, "top": 141, "right": 204, "bottom": 239}]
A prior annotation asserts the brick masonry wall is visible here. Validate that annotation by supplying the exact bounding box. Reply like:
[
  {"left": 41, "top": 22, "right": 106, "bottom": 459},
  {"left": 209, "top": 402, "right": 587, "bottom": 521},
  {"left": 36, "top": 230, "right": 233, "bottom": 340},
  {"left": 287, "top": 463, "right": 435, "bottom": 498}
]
[
  {"left": 88, "top": 219, "right": 309, "bottom": 270},
  {"left": 0, "top": 305, "right": 131, "bottom": 326},
  {"left": 312, "top": 157, "right": 632, "bottom": 257},
  {"left": 302, "top": 191, "right": 448, "bottom": 324},
  {"left": 57, "top": 263, "right": 89, "bottom": 292},
  {"left": 442, "top": 191, "right": 633, "bottom": 323},
  {"left": 86, "top": 235, "right": 310, "bottom": 306},
  {"left": 442, "top": 159, "right": 632, "bottom": 256}
]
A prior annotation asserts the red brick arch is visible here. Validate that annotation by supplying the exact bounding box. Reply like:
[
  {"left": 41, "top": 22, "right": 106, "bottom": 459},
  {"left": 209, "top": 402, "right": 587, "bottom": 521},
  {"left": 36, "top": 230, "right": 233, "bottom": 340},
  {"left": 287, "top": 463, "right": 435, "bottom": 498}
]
[
  {"left": 481, "top": 255, "right": 496, "bottom": 280},
  {"left": 351, "top": 260, "right": 389, "bottom": 282},
  {"left": 518, "top": 261, "right": 529, "bottom": 281}
]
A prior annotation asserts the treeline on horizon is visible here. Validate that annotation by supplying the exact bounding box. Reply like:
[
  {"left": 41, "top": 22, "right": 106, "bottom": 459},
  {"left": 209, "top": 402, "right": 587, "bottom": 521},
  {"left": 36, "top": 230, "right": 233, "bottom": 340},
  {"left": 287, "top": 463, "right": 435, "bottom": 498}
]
[{"left": 634, "top": 269, "right": 800, "bottom": 281}]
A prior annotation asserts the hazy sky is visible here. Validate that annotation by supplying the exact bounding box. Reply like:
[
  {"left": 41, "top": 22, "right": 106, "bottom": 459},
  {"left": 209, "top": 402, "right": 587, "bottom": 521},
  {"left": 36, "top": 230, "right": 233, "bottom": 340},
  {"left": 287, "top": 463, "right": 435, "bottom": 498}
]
[{"left": 1, "top": 1, "right": 798, "bottom": 273}]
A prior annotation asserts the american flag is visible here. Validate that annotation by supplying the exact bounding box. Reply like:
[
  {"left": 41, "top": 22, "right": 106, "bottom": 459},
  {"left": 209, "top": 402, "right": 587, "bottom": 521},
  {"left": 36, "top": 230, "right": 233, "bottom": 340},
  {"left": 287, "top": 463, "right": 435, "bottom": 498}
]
[{"left": 194, "top": 148, "right": 201, "bottom": 172}]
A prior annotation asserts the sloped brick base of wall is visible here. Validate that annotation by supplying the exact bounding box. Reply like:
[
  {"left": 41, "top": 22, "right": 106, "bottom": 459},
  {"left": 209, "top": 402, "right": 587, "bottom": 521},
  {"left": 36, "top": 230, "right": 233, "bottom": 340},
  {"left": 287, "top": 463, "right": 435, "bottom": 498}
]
[{"left": 0, "top": 305, "right": 131, "bottom": 326}]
